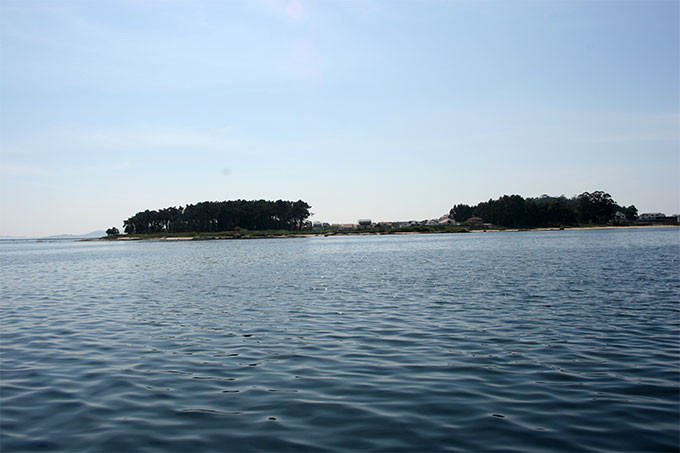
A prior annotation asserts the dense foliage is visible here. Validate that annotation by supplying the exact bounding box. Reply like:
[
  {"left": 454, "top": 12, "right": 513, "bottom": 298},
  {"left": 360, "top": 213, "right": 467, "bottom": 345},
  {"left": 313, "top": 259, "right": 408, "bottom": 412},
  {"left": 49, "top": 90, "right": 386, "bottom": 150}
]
[
  {"left": 105, "top": 227, "right": 119, "bottom": 236},
  {"left": 123, "top": 199, "right": 312, "bottom": 234},
  {"left": 449, "top": 191, "right": 637, "bottom": 228}
]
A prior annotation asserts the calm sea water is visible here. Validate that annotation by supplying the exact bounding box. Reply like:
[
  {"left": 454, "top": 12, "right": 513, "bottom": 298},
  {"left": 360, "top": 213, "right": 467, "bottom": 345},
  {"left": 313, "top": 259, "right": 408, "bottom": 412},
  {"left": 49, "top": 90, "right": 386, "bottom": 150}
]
[{"left": 1, "top": 229, "right": 679, "bottom": 452}]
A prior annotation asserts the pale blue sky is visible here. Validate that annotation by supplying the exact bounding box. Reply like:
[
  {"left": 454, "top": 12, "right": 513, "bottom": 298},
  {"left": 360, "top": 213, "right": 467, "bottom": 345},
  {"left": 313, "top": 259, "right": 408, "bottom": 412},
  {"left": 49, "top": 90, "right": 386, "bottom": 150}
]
[{"left": 1, "top": 0, "right": 678, "bottom": 236}]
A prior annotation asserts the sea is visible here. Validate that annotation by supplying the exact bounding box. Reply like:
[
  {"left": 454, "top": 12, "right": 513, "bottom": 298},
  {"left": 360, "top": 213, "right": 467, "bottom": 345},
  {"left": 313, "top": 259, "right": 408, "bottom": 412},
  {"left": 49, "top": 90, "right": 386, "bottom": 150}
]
[{"left": 1, "top": 228, "right": 679, "bottom": 452}]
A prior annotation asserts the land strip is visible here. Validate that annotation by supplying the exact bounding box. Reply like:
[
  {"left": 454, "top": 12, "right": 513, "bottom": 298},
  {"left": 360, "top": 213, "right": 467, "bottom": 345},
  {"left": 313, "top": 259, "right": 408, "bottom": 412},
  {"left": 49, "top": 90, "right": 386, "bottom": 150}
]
[{"left": 84, "top": 224, "right": 677, "bottom": 241}]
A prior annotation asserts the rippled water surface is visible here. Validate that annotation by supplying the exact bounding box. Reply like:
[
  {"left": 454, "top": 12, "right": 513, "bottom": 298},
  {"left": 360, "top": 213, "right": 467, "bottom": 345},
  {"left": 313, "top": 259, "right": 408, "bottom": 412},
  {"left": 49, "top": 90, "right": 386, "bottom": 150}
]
[{"left": 2, "top": 229, "right": 679, "bottom": 452}]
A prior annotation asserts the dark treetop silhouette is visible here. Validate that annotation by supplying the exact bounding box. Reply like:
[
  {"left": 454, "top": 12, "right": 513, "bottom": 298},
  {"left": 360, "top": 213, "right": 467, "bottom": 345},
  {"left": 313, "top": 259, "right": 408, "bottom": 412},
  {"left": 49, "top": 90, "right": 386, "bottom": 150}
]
[
  {"left": 123, "top": 200, "right": 312, "bottom": 234},
  {"left": 449, "top": 191, "right": 637, "bottom": 228}
]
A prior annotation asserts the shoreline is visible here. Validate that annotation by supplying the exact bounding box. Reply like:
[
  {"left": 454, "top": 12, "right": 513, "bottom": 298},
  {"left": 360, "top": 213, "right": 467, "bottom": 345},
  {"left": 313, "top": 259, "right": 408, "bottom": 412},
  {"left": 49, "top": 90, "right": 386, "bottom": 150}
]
[
  {"left": 472, "top": 224, "right": 679, "bottom": 233},
  {"left": 84, "top": 224, "right": 678, "bottom": 242}
]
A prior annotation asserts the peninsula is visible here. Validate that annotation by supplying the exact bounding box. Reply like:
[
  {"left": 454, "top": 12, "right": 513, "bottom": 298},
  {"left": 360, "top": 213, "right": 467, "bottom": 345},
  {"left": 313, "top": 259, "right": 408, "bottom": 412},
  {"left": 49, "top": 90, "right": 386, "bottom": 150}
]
[{"left": 98, "top": 191, "right": 678, "bottom": 241}]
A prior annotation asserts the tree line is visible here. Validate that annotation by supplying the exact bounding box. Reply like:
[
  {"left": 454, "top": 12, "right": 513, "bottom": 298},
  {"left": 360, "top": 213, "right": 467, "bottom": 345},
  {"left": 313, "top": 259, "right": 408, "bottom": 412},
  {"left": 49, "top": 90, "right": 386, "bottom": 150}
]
[
  {"left": 449, "top": 191, "right": 638, "bottom": 228},
  {"left": 122, "top": 199, "right": 312, "bottom": 234}
]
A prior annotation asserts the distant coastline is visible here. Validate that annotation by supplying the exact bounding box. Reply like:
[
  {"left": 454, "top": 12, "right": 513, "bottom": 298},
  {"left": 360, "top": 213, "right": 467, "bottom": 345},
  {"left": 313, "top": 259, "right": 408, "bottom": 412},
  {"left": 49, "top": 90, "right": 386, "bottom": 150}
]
[
  {"left": 85, "top": 224, "right": 677, "bottom": 242},
  {"left": 95, "top": 192, "right": 677, "bottom": 242}
]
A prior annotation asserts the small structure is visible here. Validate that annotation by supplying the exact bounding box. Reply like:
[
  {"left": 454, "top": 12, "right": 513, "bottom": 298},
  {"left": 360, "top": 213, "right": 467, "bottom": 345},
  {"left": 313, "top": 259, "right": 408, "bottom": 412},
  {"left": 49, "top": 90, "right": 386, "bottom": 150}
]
[
  {"left": 357, "top": 219, "right": 372, "bottom": 230},
  {"left": 640, "top": 213, "right": 666, "bottom": 222},
  {"left": 613, "top": 211, "right": 627, "bottom": 224},
  {"left": 467, "top": 216, "right": 484, "bottom": 226}
]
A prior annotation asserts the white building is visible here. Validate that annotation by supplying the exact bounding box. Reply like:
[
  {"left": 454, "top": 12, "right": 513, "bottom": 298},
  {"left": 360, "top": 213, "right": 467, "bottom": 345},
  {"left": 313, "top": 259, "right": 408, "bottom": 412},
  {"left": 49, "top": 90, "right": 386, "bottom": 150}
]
[
  {"left": 613, "top": 211, "right": 627, "bottom": 224},
  {"left": 640, "top": 213, "right": 666, "bottom": 222}
]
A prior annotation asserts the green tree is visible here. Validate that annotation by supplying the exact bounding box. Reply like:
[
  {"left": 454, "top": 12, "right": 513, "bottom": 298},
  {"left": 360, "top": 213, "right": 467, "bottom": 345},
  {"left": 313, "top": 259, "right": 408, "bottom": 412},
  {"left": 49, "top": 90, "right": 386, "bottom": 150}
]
[
  {"left": 576, "top": 191, "right": 619, "bottom": 224},
  {"left": 122, "top": 199, "right": 312, "bottom": 234},
  {"left": 291, "top": 200, "right": 312, "bottom": 231},
  {"left": 449, "top": 204, "right": 474, "bottom": 222}
]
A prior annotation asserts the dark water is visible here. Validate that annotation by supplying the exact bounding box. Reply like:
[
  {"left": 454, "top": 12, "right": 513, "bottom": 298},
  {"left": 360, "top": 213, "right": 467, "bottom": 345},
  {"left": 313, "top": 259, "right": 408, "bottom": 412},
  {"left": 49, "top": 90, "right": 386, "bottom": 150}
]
[{"left": 1, "top": 229, "right": 679, "bottom": 452}]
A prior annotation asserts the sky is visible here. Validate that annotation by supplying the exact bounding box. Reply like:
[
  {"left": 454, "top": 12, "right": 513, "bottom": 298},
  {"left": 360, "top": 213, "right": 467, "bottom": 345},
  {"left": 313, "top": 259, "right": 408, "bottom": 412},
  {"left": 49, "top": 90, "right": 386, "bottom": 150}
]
[{"left": 1, "top": 0, "right": 678, "bottom": 237}]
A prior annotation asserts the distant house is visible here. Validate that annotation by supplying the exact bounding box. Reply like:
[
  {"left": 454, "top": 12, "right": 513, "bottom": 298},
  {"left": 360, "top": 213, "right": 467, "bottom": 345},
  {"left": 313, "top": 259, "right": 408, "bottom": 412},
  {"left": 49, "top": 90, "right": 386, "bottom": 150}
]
[
  {"left": 439, "top": 218, "right": 456, "bottom": 226},
  {"left": 640, "top": 213, "right": 666, "bottom": 222},
  {"left": 467, "top": 216, "right": 484, "bottom": 226},
  {"left": 341, "top": 223, "right": 357, "bottom": 230},
  {"left": 312, "top": 221, "right": 324, "bottom": 231},
  {"left": 357, "top": 219, "right": 372, "bottom": 230},
  {"left": 613, "top": 211, "right": 627, "bottom": 224}
]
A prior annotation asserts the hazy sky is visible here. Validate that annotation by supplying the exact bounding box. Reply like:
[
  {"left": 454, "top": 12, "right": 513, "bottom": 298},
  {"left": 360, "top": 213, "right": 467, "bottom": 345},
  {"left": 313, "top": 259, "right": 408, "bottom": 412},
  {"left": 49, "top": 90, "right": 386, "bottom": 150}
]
[{"left": 1, "top": 0, "right": 678, "bottom": 236}]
